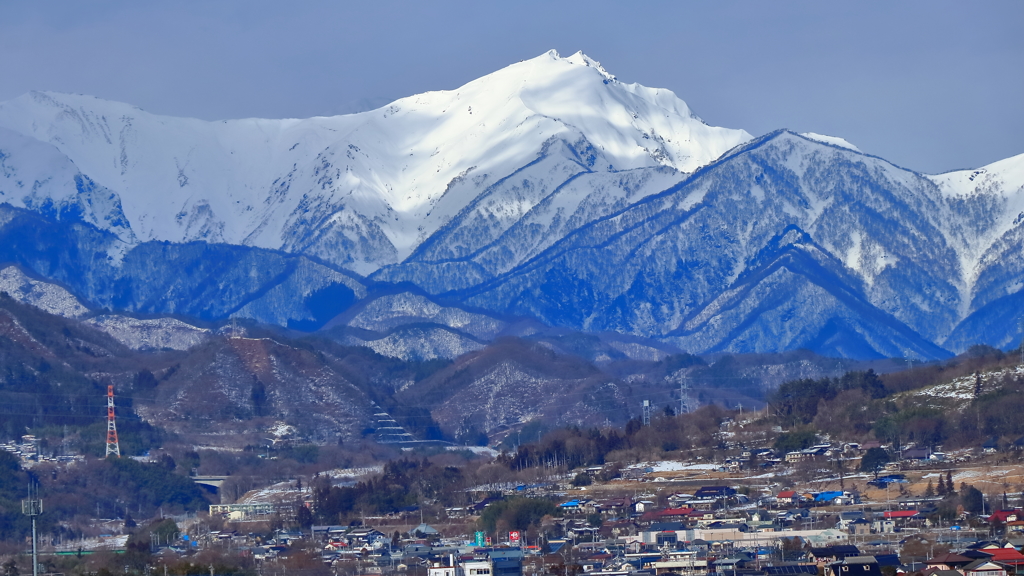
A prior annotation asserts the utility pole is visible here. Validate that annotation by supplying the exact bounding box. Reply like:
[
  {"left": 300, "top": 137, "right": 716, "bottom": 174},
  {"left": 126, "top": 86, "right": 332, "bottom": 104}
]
[
  {"left": 106, "top": 385, "right": 121, "bottom": 457},
  {"left": 22, "top": 483, "right": 42, "bottom": 576}
]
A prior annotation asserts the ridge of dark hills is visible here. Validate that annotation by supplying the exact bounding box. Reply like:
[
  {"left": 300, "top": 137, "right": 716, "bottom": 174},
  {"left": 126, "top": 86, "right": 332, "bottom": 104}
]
[{"left": 0, "top": 292, "right": 874, "bottom": 451}]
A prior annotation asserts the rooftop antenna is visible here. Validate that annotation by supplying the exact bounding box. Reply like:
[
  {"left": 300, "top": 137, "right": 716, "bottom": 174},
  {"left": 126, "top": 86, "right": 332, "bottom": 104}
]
[
  {"left": 105, "top": 385, "right": 121, "bottom": 458},
  {"left": 22, "top": 482, "right": 41, "bottom": 576}
]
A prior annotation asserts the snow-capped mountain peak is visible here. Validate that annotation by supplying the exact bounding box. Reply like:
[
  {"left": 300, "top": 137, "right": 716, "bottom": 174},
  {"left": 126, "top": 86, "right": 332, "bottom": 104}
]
[
  {"left": 1, "top": 52, "right": 1024, "bottom": 360},
  {"left": 0, "top": 51, "right": 751, "bottom": 274}
]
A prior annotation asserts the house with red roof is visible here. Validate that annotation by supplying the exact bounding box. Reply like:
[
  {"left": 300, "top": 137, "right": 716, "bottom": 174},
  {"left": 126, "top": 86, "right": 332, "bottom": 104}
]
[
  {"left": 883, "top": 510, "right": 920, "bottom": 519},
  {"left": 883, "top": 510, "right": 922, "bottom": 528},
  {"left": 981, "top": 548, "right": 1024, "bottom": 567},
  {"left": 989, "top": 509, "right": 1022, "bottom": 524},
  {"left": 640, "top": 506, "right": 696, "bottom": 523},
  {"left": 777, "top": 490, "right": 797, "bottom": 505}
]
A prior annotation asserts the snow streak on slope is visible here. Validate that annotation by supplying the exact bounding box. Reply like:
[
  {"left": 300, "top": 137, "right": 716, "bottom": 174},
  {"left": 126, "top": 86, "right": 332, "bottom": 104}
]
[
  {"left": 85, "top": 315, "right": 211, "bottom": 351},
  {"left": 926, "top": 153, "right": 1024, "bottom": 325},
  {"left": 0, "top": 266, "right": 90, "bottom": 318},
  {"left": 0, "top": 51, "right": 750, "bottom": 275},
  {"left": 0, "top": 127, "right": 136, "bottom": 244}
]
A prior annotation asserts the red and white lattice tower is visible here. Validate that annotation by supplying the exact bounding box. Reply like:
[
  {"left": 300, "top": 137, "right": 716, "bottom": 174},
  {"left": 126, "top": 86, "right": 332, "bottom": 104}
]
[{"left": 105, "top": 385, "right": 120, "bottom": 457}]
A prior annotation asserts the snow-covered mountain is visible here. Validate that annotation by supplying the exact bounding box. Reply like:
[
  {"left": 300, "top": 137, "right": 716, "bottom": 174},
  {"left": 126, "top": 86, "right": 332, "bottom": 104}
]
[
  {"left": 444, "top": 132, "right": 1024, "bottom": 358},
  {"left": 0, "top": 50, "right": 749, "bottom": 275},
  {"left": 0, "top": 51, "right": 1022, "bottom": 360}
]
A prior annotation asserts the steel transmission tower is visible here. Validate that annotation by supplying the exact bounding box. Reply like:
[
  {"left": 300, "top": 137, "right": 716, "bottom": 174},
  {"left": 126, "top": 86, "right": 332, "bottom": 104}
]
[
  {"left": 22, "top": 483, "right": 41, "bottom": 576},
  {"left": 105, "top": 385, "right": 121, "bottom": 457},
  {"left": 679, "top": 376, "right": 693, "bottom": 415},
  {"left": 641, "top": 400, "right": 652, "bottom": 426}
]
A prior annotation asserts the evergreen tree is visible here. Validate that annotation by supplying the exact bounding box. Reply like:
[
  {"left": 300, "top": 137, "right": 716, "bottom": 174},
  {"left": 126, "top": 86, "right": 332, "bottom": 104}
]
[
  {"left": 937, "top": 474, "right": 947, "bottom": 496},
  {"left": 251, "top": 379, "right": 268, "bottom": 417},
  {"left": 296, "top": 505, "right": 313, "bottom": 530},
  {"left": 947, "top": 471, "right": 954, "bottom": 493},
  {"left": 925, "top": 481, "right": 935, "bottom": 498}
]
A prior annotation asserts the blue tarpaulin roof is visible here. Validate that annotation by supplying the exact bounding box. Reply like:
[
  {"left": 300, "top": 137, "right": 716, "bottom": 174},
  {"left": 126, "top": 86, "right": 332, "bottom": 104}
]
[{"left": 815, "top": 491, "right": 844, "bottom": 502}]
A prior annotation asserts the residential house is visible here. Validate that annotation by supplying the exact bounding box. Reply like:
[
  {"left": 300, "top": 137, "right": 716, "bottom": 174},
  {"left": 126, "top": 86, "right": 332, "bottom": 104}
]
[
  {"left": 694, "top": 486, "right": 736, "bottom": 500},
  {"left": 847, "top": 519, "right": 871, "bottom": 536},
  {"left": 925, "top": 553, "right": 974, "bottom": 571},
  {"left": 690, "top": 486, "right": 736, "bottom": 510},
  {"left": 962, "top": 560, "right": 1007, "bottom": 576},
  {"left": 667, "top": 493, "right": 695, "bottom": 507},
  {"left": 428, "top": 560, "right": 457, "bottom": 576},
  {"left": 785, "top": 452, "right": 805, "bottom": 464},
  {"left": 988, "top": 510, "right": 1022, "bottom": 524},
  {"left": 976, "top": 548, "right": 1024, "bottom": 569},
  {"left": 635, "top": 500, "right": 656, "bottom": 513},
  {"left": 901, "top": 447, "right": 932, "bottom": 461},
  {"left": 826, "top": 556, "right": 884, "bottom": 576},
  {"left": 928, "top": 571, "right": 966, "bottom": 576},
  {"left": 650, "top": 550, "right": 709, "bottom": 575},
  {"left": 777, "top": 491, "right": 798, "bottom": 506},
  {"left": 560, "top": 499, "right": 585, "bottom": 513},
  {"left": 805, "top": 529, "right": 852, "bottom": 546},
  {"left": 463, "top": 558, "right": 494, "bottom": 576},
  {"left": 598, "top": 498, "right": 633, "bottom": 517},
  {"left": 883, "top": 510, "right": 922, "bottom": 528},
  {"left": 814, "top": 491, "right": 850, "bottom": 506},
  {"left": 642, "top": 507, "right": 695, "bottom": 523},
  {"left": 642, "top": 521, "right": 687, "bottom": 546},
  {"left": 488, "top": 548, "right": 524, "bottom": 576},
  {"left": 809, "top": 545, "right": 861, "bottom": 568}
]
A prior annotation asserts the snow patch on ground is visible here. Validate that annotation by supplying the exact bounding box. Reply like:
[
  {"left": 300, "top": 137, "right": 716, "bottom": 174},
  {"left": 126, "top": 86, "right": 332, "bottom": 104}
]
[
  {"left": 267, "top": 422, "right": 296, "bottom": 437},
  {"left": 898, "top": 366, "right": 1024, "bottom": 406},
  {"left": 0, "top": 266, "right": 90, "bottom": 318},
  {"left": 85, "top": 315, "right": 211, "bottom": 350},
  {"left": 634, "top": 461, "right": 719, "bottom": 472},
  {"left": 324, "top": 465, "right": 384, "bottom": 479},
  {"left": 447, "top": 445, "right": 500, "bottom": 457},
  {"left": 799, "top": 133, "right": 861, "bottom": 152},
  {"left": 238, "top": 481, "right": 304, "bottom": 504}
]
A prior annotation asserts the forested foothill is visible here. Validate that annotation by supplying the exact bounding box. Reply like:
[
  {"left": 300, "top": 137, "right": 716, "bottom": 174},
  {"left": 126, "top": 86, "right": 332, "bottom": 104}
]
[{"left": 4, "top": 288, "right": 1024, "bottom": 575}]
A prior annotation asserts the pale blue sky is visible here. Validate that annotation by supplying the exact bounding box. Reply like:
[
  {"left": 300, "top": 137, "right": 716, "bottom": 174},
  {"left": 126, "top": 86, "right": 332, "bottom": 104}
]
[{"left": 1, "top": 1, "right": 1020, "bottom": 174}]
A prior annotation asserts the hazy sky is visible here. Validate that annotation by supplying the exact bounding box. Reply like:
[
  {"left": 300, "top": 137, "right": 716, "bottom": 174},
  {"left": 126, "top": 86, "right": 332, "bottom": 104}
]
[{"left": 1, "top": 1, "right": 1020, "bottom": 174}]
